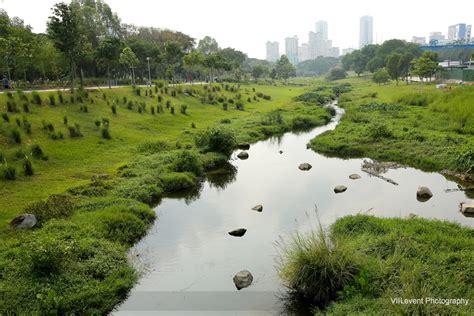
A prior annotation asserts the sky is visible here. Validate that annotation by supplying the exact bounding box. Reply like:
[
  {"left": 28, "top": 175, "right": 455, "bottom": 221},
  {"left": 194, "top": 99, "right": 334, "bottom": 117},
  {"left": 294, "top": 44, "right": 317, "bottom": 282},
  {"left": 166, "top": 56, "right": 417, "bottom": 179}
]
[{"left": 1, "top": 0, "right": 473, "bottom": 59}]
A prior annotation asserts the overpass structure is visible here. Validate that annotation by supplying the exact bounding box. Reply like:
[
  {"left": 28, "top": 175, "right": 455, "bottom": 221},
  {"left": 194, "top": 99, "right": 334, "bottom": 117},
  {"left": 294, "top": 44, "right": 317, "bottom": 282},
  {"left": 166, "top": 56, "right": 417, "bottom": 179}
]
[{"left": 420, "top": 43, "right": 474, "bottom": 51}]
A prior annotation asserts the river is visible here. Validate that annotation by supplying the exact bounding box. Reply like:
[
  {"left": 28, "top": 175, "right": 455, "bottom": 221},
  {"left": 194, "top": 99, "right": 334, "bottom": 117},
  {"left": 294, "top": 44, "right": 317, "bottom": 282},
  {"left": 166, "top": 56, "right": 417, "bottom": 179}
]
[{"left": 116, "top": 103, "right": 473, "bottom": 315}]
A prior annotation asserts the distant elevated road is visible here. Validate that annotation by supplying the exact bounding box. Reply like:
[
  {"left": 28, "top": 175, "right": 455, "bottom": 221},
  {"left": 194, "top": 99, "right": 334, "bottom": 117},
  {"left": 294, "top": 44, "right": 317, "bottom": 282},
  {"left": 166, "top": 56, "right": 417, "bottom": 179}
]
[{"left": 420, "top": 44, "right": 474, "bottom": 51}]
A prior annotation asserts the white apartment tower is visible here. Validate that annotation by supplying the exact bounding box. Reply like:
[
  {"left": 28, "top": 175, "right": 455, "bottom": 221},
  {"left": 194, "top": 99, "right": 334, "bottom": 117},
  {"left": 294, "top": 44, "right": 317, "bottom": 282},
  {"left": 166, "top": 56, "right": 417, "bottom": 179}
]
[{"left": 359, "top": 15, "right": 374, "bottom": 48}]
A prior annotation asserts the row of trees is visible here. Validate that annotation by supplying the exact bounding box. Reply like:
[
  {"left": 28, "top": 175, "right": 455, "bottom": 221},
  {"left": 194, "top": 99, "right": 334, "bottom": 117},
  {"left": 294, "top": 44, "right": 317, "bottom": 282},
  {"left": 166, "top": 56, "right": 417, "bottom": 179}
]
[{"left": 0, "top": 0, "right": 292, "bottom": 91}]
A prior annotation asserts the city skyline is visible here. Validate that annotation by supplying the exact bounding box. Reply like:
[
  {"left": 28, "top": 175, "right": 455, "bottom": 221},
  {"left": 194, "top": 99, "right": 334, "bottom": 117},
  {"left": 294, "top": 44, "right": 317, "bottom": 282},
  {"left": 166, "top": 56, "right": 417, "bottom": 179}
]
[{"left": 1, "top": 0, "right": 474, "bottom": 59}]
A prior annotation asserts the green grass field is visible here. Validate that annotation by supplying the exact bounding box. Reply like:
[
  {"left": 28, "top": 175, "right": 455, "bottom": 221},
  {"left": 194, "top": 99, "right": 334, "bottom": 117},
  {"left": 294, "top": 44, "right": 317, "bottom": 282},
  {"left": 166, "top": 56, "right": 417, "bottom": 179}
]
[{"left": 309, "top": 78, "right": 474, "bottom": 181}]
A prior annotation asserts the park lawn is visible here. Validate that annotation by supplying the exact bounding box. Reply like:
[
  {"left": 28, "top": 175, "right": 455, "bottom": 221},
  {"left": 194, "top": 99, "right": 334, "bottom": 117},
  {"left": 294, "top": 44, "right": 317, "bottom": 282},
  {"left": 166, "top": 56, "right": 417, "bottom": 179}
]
[{"left": 310, "top": 77, "right": 474, "bottom": 181}]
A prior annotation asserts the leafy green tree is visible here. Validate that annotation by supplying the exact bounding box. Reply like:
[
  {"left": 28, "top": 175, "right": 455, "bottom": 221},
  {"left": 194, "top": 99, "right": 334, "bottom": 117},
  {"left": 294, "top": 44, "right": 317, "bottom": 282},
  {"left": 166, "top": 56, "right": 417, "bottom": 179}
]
[
  {"left": 119, "top": 47, "right": 139, "bottom": 85},
  {"left": 386, "top": 52, "right": 403, "bottom": 84},
  {"left": 373, "top": 68, "right": 390, "bottom": 85},
  {"left": 95, "top": 37, "right": 123, "bottom": 88},
  {"left": 183, "top": 51, "right": 204, "bottom": 83},
  {"left": 275, "top": 55, "right": 296, "bottom": 80},
  {"left": 367, "top": 56, "right": 384, "bottom": 73},
  {"left": 411, "top": 56, "right": 439, "bottom": 83},
  {"left": 47, "top": 2, "right": 85, "bottom": 92},
  {"left": 296, "top": 57, "right": 339, "bottom": 77},
  {"left": 326, "top": 67, "right": 347, "bottom": 81},
  {"left": 251, "top": 65, "right": 267, "bottom": 81},
  {"left": 197, "top": 36, "right": 219, "bottom": 55}
]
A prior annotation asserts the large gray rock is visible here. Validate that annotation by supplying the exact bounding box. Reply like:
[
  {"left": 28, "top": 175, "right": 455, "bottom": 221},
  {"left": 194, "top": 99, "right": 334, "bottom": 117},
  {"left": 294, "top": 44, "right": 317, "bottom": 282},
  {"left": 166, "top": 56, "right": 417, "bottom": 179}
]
[
  {"left": 237, "top": 151, "right": 249, "bottom": 160},
  {"left": 228, "top": 228, "right": 247, "bottom": 237},
  {"left": 233, "top": 270, "right": 253, "bottom": 290},
  {"left": 10, "top": 214, "right": 37, "bottom": 229},
  {"left": 416, "top": 186, "right": 433, "bottom": 201},
  {"left": 298, "top": 163, "right": 312, "bottom": 171},
  {"left": 349, "top": 174, "right": 361, "bottom": 180},
  {"left": 460, "top": 203, "right": 474, "bottom": 215},
  {"left": 334, "top": 185, "right": 347, "bottom": 193},
  {"left": 252, "top": 205, "right": 263, "bottom": 212}
]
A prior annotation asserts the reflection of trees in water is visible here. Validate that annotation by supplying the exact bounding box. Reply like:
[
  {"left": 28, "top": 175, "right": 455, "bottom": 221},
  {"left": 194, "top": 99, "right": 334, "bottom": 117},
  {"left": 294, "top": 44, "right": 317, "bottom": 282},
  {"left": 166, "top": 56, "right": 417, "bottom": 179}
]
[
  {"left": 165, "top": 182, "right": 204, "bottom": 205},
  {"left": 277, "top": 290, "right": 314, "bottom": 316},
  {"left": 206, "top": 163, "right": 238, "bottom": 190}
]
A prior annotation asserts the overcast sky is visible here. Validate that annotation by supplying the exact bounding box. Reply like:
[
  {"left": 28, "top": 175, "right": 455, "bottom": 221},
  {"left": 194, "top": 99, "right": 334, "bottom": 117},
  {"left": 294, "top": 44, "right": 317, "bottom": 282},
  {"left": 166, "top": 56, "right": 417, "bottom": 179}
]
[{"left": 1, "top": 0, "right": 473, "bottom": 59}]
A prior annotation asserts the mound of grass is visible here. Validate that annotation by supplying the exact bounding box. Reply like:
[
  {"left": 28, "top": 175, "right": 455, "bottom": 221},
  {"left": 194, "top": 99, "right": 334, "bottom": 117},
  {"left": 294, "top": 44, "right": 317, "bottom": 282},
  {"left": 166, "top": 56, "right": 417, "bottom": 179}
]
[{"left": 280, "top": 215, "right": 474, "bottom": 314}]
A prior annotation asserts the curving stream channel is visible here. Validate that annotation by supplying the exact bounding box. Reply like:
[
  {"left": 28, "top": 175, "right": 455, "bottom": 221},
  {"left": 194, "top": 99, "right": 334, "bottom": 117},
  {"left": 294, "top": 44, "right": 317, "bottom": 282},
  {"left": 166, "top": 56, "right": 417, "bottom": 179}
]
[{"left": 116, "top": 103, "right": 473, "bottom": 315}]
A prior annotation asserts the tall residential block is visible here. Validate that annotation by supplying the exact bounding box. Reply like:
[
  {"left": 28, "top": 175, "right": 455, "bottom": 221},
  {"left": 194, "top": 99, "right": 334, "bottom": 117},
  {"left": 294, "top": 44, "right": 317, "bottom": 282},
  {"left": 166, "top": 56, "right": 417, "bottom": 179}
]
[
  {"left": 266, "top": 41, "right": 280, "bottom": 62},
  {"left": 359, "top": 15, "right": 373, "bottom": 48},
  {"left": 285, "top": 36, "right": 299, "bottom": 65}
]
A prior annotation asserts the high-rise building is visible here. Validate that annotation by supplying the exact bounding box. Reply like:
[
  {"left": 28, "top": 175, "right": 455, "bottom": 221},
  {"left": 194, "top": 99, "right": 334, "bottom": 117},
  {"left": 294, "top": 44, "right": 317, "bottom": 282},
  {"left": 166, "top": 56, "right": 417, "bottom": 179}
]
[
  {"left": 315, "top": 20, "right": 328, "bottom": 41},
  {"left": 429, "top": 32, "right": 445, "bottom": 42},
  {"left": 359, "top": 15, "right": 373, "bottom": 48},
  {"left": 328, "top": 47, "right": 340, "bottom": 58},
  {"left": 298, "top": 43, "right": 310, "bottom": 62},
  {"left": 411, "top": 36, "right": 426, "bottom": 45},
  {"left": 285, "top": 36, "right": 299, "bottom": 65},
  {"left": 266, "top": 41, "right": 280, "bottom": 62},
  {"left": 448, "top": 23, "right": 471, "bottom": 41}
]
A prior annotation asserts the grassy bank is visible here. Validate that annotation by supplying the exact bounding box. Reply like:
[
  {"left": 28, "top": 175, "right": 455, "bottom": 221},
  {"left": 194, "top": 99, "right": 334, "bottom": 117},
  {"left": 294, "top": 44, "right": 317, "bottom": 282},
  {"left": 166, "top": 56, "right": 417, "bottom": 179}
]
[
  {"left": 309, "top": 78, "right": 474, "bottom": 181},
  {"left": 0, "top": 82, "right": 334, "bottom": 313},
  {"left": 279, "top": 215, "right": 474, "bottom": 314}
]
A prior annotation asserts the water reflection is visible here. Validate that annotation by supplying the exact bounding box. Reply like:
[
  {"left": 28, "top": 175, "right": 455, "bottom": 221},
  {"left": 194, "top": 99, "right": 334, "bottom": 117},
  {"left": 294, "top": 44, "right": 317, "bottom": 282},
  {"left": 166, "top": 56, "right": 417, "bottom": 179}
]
[{"left": 117, "top": 104, "right": 473, "bottom": 315}]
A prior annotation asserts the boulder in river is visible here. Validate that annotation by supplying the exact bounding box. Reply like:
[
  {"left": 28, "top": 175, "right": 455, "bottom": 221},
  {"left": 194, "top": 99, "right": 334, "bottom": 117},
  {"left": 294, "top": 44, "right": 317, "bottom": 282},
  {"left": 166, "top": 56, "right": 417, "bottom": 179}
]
[
  {"left": 237, "top": 151, "right": 249, "bottom": 160},
  {"left": 10, "top": 214, "right": 37, "bottom": 229},
  {"left": 416, "top": 186, "right": 433, "bottom": 201},
  {"left": 238, "top": 144, "right": 250, "bottom": 150},
  {"left": 252, "top": 205, "right": 263, "bottom": 212},
  {"left": 228, "top": 228, "right": 247, "bottom": 237},
  {"left": 349, "top": 174, "right": 361, "bottom": 180},
  {"left": 334, "top": 185, "right": 347, "bottom": 193},
  {"left": 233, "top": 270, "right": 253, "bottom": 290},
  {"left": 298, "top": 163, "right": 312, "bottom": 171},
  {"left": 460, "top": 203, "right": 474, "bottom": 216}
]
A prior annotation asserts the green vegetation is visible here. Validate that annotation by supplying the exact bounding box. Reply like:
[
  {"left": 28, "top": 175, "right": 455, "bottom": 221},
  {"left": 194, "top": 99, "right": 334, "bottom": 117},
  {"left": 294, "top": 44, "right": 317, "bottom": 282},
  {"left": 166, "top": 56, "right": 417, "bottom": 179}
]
[
  {"left": 279, "top": 215, "right": 474, "bottom": 314},
  {"left": 310, "top": 78, "right": 474, "bottom": 180},
  {"left": 0, "top": 81, "right": 334, "bottom": 313}
]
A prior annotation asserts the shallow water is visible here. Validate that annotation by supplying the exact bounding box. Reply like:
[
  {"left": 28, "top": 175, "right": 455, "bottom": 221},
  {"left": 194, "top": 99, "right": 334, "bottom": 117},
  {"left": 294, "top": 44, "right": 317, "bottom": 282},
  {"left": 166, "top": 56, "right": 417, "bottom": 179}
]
[{"left": 116, "top": 104, "right": 473, "bottom": 315}]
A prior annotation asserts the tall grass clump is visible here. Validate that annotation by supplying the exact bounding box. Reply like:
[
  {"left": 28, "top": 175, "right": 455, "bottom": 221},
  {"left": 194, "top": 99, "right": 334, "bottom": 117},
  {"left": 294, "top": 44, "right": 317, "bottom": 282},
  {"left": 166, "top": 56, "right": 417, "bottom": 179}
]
[
  {"left": 48, "top": 93, "right": 56, "bottom": 106},
  {"left": 279, "top": 221, "right": 358, "bottom": 306},
  {"left": 31, "top": 91, "right": 42, "bottom": 105}
]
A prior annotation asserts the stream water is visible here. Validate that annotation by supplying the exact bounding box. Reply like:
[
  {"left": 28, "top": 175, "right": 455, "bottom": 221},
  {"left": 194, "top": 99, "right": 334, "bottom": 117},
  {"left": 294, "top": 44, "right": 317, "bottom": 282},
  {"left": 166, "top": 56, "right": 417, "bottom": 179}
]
[{"left": 116, "top": 104, "right": 473, "bottom": 315}]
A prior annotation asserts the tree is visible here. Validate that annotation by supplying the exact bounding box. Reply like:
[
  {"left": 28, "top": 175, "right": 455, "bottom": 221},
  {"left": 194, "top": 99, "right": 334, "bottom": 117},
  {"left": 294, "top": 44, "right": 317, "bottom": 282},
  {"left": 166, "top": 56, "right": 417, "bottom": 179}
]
[
  {"left": 296, "top": 57, "right": 339, "bottom": 77},
  {"left": 183, "top": 51, "right": 204, "bottom": 83},
  {"left": 373, "top": 68, "right": 390, "bottom": 85},
  {"left": 327, "top": 67, "right": 347, "bottom": 81},
  {"left": 411, "top": 57, "right": 439, "bottom": 84},
  {"left": 197, "top": 36, "right": 219, "bottom": 55},
  {"left": 119, "top": 47, "right": 139, "bottom": 85},
  {"left": 386, "top": 52, "right": 403, "bottom": 84},
  {"left": 47, "top": 2, "right": 85, "bottom": 92},
  {"left": 351, "top": 51, "right": 367, "bottom": 77},
  {"left": 367, "top": 56, "right": 384, "bottom": 73},
  {"left": 95, "top": 37, "right": 123, "bottom": 88},
  {"left": 203, "top": 53, "right": 230, "bottom": 82},
  {"left": 251, "top": 65, "right": 266, "bottom": 81},
  {"left": 275, "top": 55, "right": 296, "bottom": 80}
]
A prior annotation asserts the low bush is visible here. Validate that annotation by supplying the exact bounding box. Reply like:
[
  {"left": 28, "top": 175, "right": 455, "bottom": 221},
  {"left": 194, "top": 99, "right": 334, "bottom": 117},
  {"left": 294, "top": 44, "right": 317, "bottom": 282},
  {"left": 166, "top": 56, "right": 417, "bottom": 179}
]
[
  {"left": 10, "top": 129, "right": 21, "bottom": 144},
  {"left": 68, "top": 124, "right": 82, "bottom": 138},
  {"left": 1, "top": 165, "right": 16, "bottom": 180},
  {"left": 194, "top": 127, "right": 236, "bottom": 156},
  {"left": 112, "top": 177, "right": 163, "bottom": 204},
  {"left": 23, "top": 156, "right": 34, "bottom": 176},
  {"left": 24, "top": 195, "right": 75, "bottom": 225},
  {"left": 172, "top": 150, "right": 203, "bottom": 175},
  {"left": 31, "top": 91, "right": 42, "bottom": 105},
  {"left": 159, "top": 172, "right": 197, "bottom": 192}
]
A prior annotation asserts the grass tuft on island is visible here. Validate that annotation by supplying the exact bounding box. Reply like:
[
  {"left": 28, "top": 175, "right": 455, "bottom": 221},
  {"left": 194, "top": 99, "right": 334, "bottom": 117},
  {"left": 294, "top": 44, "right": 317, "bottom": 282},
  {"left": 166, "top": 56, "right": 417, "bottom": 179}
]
[{"left": 279, "top": 214, "right": 474, "bottom": 315}]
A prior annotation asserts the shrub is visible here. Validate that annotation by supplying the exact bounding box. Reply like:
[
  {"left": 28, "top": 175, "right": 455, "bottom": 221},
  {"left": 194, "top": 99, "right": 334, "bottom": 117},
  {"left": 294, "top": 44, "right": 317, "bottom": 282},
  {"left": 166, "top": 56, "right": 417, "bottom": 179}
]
[
  {"left": 220, "top": 118, "right": 231, "bottom": 124},
  {"left": 1, "top": 165, "right": 16, "bottom": 180},
  {"left": 27, "top": 234, "right": 69, "bottom": 276},
  {"left": 49, "top": 131, "right": 64, "bottom": 140},
  {"left": 180, "top": 104, "right": 187, "bottom": 114},
  {"left": 63, "top": 116, "right": 68, "bottom": 125},
  {"left": 235, "top": 102, "right": 244, "bottom": 111},
  {"left": 6, "top": 100, "right": 18, "bottom": 112},
  {"left": 160, "top": 172, "right": 197, "bottom": 192},
  {"left": 173, "top": 150, "right": 203, "bottom": 175},
  {"left": 191, "top": 122, "right": 196, "bottom": 128},
  {"left": 22, "top": 118, "right": 31, "bottom": 134},
  {"left": 22, "top": 102, "right": 29, "bottom": 113},
  {"left": 222, "top": 103, "right": 228, "bottom": 110},
  {"left": 101, "top": 127, "right": 111, "bottom": 139},
  {"left": 68, "top": 124, "right": 82, "bottom": 138},
  {"left": 111, "top": 104, "right": 117, "bottom": 114},
  {"left": 23, "top": 156, "right": 34, "bottom": 176},
  {"left": 57, "top": 91, "right": 64, "bottom": 104},
  {"left": 151, "top": 106, "right": 155, "bottom": 115},
  {"left": 31, "top": 91, "right": 42, "bottom": 105},
  {"left": 170, "top": 106, "right": 175, "bottom": 114},
  {"left": 31, "top": 144, "right": 47, "bottom": 160},
  {"left": 70, "top": 95, "right": 75, "bottom": 104},
  {"left": 48, "top": 94, "right": 56, "bottom": 106},
  {"left": 95, "top": 119, "right": 101, "bottom": 128},
  {"left": 11, "top": 129, "right": 21, "bottom": 144},
  {"left": 42, "top": 120, "right": 54, "bottom": 132},
  {"left": 24, "top": 195, "right": 75, "bottom": 225},
  {"left": 15, "top": 118, "right": 21, "bottom": 127},
  {"left": 166, "top": 100, "right": 171, "bottom": 108},
  {"left": 127, "top": 100, "right": 133, "bottom": 110},
  {"left": 2, "top": 112, "right": 10, "bottom": 122},
  {"left": 112, "top": 177, "right": 163, "bottom": 204},
  {"left": 123, "top": 96, "right": 127, "bottom": 104},
  {"left": 368, "top": 122, "right": 393, "bottom": 140},
  {"left": 194, "top": 127, "right": 237, "bottom": 156}
]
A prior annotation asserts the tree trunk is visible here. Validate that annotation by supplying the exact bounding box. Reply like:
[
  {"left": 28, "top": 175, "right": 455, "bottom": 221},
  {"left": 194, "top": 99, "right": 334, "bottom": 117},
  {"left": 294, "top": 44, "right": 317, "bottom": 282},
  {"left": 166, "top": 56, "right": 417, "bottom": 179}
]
[
  {"left": 79, "top": 68, "right": 84, "bottom": 89},
  {"left": 107, "top": 66, "right": 111, "bottom": 89},
  {"left": 70, "top": 58, "right": 75, "bottom": 93}
]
